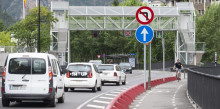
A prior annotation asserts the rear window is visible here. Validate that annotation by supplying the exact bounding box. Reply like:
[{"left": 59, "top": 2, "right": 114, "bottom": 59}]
[
  {"left": 68, "top": 65, "right": 91, "bottom": 72},
  {"left": 119, "top": 63, "right": 131, "bottom": 66},
  {"left": 9, "top": 58, "right": 31, "bottom": 74},
  {"left": 8, "top": 58, "right": 46, "bottom": 74},
  {"left": 98, "top": 65, "right": 114, "bottom": 71},
  {"left": 32, "top": 59, "right": 46, "bottom": 74}
]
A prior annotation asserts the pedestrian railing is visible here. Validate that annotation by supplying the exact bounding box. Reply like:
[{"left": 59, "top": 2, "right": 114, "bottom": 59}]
[{"left": 187, "top": 67, "right": 220, "bottom": 109}]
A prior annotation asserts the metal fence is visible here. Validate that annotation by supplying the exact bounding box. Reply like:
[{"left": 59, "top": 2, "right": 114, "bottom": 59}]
[{"left": 186, "top": 66, "right": 220, "bottom": 109}]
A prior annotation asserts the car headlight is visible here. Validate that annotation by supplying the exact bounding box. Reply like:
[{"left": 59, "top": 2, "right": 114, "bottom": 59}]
[{"left": 129, "top": 68, "right": 132, "bottom": 70}]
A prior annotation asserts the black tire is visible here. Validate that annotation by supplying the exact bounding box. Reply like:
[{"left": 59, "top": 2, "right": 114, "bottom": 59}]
[
  {"left": 101, "top": 82, "right": 104, "bottom": 85},
  {"left": 122, "top": 77, "right": 126, "bottom": 85},
  {"left": 97, "top": 84, "right": 102, "bottom": 91},
  {"left": 64, "top": 87, "right": 68, "bottom": 92},
  {"left": 48, "top": 93, "right": 56, "bottom": 107},
  {"left": 70, "top": 88, "right": 75, "bottom": 91},
  {"left": 92, "top": 82, "right": 97, "bottom": 92},
  {"left": 116, "top": 82, "right": 120, "bottom": 86},
  {"left": 58, "top": 93, "right": 64, "bottom": 103},
  {"left": 130, "top": 71, "right": 132, "bottom": 74},
  {"left": 2, "top": 97, "right": 10, "bottom": 107}
]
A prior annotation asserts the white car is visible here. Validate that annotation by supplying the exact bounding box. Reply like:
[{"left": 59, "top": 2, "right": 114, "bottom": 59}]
[
  {"left": 89, "top": 60, "right": 102, "bottom": 67},
  {"left": 64, "top": 63, "right": 102, "bottom": 92},
  {"left": 98, "top": 64, "right": 126, "bottom": 86},
  {"left": 1, "top": 53, "right": 65, "bottom": 107}
]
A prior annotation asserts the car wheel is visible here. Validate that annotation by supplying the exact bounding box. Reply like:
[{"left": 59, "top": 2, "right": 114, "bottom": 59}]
[
  {"left": 101, "top": 82, "right": 104, "bottom": 85},
  {"left": 130, "top": 71, "right": 132, "bottom": 74},
  {"left": 64, "top": 87, "right": 68, "bottom": 92},
  {"left": 48, "top": 93, "right": 56, "bottom": 107},
  {"left": 122, "top": 77, "right": 126, "bottom": 85},
  {"left": 70, "top": 88, "right": 75, "bottom": 91},
  {"left": 58, "top": 93, "right": 64, "bottom": 103},
  {"left": 97, "top": 84, "right": 102, "bottom": 91},
  {"left": 92, "top": 82, "right": 97, "bottom": 92},
  {"left": 2, "top": 97, "right": 10, "bottom": 107}
]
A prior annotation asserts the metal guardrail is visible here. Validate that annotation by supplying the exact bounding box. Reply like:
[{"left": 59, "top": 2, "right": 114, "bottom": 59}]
[{"left": 186, "top": 66, "right": 220, "bottom": 109}]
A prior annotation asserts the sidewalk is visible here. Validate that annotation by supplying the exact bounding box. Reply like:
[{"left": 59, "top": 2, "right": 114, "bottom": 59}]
[{"left": 130, "top": 78, "right": 194, "bottom": 109}]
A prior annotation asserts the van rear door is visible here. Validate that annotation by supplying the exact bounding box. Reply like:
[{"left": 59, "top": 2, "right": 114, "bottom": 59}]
[
  {"left": 31, "top": 58, "right": 49, "bottom": 94},
  {"left": 5, "top": 58, "right": 32, "bottom": 94}
]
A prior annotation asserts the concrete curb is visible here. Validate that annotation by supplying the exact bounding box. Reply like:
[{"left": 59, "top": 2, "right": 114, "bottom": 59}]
[{"left": 106, "top": 76, "right": 177, "bottom": 109}]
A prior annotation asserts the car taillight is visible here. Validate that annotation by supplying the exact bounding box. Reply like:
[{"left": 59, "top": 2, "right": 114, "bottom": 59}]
[
  {"left": 2, "top": 71, "right": 5, "bottom": 80},
  {"left": 66, "top": 71, "right": 70, "bottom": 78},
  {"left": 89, "top": 70, "right": 93, "bottom": 78},
  {"left": 114, "top": 72, "right": 117, "bottom": 77},
  {"left": 1, "top": 87, "right": 5, "bottom": 93},
  {"left": 2, "top": 67, "right": 5, "bottom": 80},
  {"left": 49, "top": 66, "right": 53, "bottom": 81},
  {"left": 49, "top": 88, "right": 53, "bottom": 93}
]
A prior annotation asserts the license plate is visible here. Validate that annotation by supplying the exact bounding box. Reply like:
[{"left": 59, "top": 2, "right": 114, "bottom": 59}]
[{"left": 9, "top": 85, "right": 26, "bottom": 90}]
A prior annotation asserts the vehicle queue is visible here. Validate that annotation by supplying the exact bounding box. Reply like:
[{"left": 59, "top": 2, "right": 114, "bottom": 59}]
[{"left": 1, "top": 53, "right": 132, "bottom": 107}]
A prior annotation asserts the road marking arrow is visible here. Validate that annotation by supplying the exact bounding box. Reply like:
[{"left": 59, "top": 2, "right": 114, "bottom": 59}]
[{"left": 141, "top": 28, "right": 149, "bottom": 41}]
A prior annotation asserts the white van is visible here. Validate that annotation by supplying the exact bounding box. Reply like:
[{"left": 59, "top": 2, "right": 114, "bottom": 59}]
[
  {"left": 64, "top": 63, "right": 102, "bottom": 92},
  {"left": 1, "top": 53, "right": 65, "bottom": 107}
]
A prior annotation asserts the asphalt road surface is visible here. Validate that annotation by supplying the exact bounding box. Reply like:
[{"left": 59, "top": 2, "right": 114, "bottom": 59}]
[{"left": 0, "top": 70, "right": 175, "bottom": 109}]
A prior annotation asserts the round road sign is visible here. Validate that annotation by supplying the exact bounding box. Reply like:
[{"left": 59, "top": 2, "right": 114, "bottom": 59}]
[{"left": 136, "top": 6, "right": 154, "bottom": 25}]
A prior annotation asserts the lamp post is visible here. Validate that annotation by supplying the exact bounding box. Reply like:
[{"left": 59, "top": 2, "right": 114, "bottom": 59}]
[{"left": 38, "top": 0, "right": 40, "bottom": 52}]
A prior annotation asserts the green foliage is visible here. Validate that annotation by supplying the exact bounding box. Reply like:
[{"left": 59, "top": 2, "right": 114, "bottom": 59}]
[
  {"left": 0, "top": 31, "right": 15, "bottom": 46},
  {"left": 0, "top": 21, "right": 5, "bottom": 32},
  {"left": 119, "top": 0, "right": 144, "bottom": 6},
  {"left": 10, "top": 6, "right": 58, "bottom": 52},
  {"left": 112, "top": 0, "right": 120, "bottom": 6},
  {"left": 196, "top": 4, "right": 220, "bottom": 62}
]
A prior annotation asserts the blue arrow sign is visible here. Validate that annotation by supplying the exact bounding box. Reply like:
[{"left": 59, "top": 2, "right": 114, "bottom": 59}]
[{"left": 135, "top": 25, "right": 154, "bottom": 44}]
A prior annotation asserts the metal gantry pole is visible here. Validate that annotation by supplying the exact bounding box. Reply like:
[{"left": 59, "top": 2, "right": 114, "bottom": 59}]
[
  {"left": 144, "top": 44, "right": 147, "bottom": 91},
  {"left": 148, "top": 43, "right": 151, "bottom": 90},
  {"left": 162, "top": 37, "right": 165, "bottom": 81}
]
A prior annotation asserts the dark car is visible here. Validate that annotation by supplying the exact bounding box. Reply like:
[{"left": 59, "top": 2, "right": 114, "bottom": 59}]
[{"left": 119, "top": 63, "right": 132, "bottom": 74}]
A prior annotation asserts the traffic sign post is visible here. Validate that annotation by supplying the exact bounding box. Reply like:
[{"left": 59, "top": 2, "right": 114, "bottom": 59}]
[{"left": 135, "top": 6, "right": 154, "bottom": 91}]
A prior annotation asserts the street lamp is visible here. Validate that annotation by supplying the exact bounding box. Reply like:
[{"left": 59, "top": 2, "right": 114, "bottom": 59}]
[{"left": 38, "top": 0, "right": 40, "bottom": 52}]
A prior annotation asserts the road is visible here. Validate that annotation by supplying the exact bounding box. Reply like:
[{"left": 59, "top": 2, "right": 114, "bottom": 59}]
[{"left": 0, "top": 70, "right": 175, "bottom": 109}]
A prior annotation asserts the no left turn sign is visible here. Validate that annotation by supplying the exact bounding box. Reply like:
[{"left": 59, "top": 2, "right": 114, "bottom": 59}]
[{"left": 136, "top": 6, "right": 154, "bottom": 25}]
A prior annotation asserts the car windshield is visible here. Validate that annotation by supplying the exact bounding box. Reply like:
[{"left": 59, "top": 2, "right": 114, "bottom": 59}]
[
  {"left": 119, "top": 63, "right": 131, "bottom": 66},
  {"left": 68, "top": 65, "right": 91, "bottom": 72},
  {"left": 9, "top": 58, "right": 46, "bottom": 74},
  {"left": 98, "top": 65, "right": 114, "bottom": 71}
]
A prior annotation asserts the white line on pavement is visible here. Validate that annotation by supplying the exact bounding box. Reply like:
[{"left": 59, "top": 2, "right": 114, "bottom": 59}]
[
  {"left": 110, "top": 91, "right": 121, "bottom": 94},
  {"left": 99, "top": 96, "right": 114, "bottom": 100},
  {"left": 93, "top": 100, "right": 110, "bottom": 104},
  {"left": 105, "top": 94, "right": 117, "bottom": 97},
  {"left": 86, "top": 104, "right": 105, "bottom": 109}
]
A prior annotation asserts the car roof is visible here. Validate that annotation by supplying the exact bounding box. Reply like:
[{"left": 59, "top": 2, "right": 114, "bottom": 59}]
[
  {"left": 68, "top": 62, "right": 94, "bottom": 66},
  {"left": 8, "top": 53, "right": 54, "bottom": 59},
  {"left": 99, "top": 64, "right": 117, "bottom": 66}
]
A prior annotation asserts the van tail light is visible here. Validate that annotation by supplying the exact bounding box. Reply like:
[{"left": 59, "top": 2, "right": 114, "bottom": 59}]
[
  {"left": 49, "top": 88, "right": 53, "bottom": 93},
  {"left": 89, "top": 70, "right": 93, "bottom": 78},
  {"left": 66, "top": 71, "right": 70, "bottom": 78},
  {"left": 48, "top": 66, "right": 53, "bottom": 81},
  {"left": 114, "top": 72, "right": 117, "bottom": 77},
  {"left": 2, "top": 67, "right": 5, "bottom": 80},
  {"left": 1, "top": 87, "right": 5, "bottom": 93}
]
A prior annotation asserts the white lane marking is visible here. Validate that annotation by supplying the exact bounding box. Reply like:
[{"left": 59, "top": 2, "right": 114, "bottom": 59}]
[
  {"left": 105, "top": 94, "right": 117, "bottom": 97},
  {"left": 99, "top": 96, "right": 114, "bottom": 100},
  {"left": 116, "top": 90, "right": 126, "bottom": 92},
  {"left": 93, "top": 100, "right": 110, "bottom": 104},
  {"left": 111, "top": 91, "right": 121, "bottom": 94},
  {"left": 157, "top": 90, "right": 162, "bottom": 93},
  {"left": 86, "top": 104, "right": 105, "bottom": 109}
]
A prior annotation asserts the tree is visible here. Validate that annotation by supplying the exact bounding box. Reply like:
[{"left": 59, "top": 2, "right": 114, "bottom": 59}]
[
  {"left": 112, "top": 0, "right": 119, "bottom": 6},
  {"left": 196, "top": 4, "right": 220, "bottom": 62},
  {"left": 0, "top": 20, "right": 4, "bottom": 32},
  {"left": 10, "top": 6, "right": 58, "bottom": 52},
  {"left": 0, "top": 31, "right": 15, "bottom": 46}
]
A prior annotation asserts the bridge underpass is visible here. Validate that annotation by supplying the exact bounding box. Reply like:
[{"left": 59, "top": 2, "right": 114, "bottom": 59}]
[{"left": 50, "top": 1, "right": 205, "bottom": 66}]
